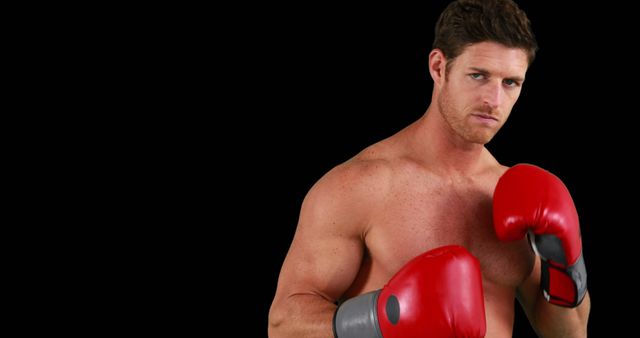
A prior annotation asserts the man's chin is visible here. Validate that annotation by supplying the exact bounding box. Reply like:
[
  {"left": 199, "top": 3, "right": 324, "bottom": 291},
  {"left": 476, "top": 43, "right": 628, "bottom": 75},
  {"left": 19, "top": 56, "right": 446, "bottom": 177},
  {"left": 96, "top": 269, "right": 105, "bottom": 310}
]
[
  {"left": 466, "top": 133, "right": 495, "bottom": 145},
  {"left": 457, "top": 124, "right": 499, "bottom": 145}
]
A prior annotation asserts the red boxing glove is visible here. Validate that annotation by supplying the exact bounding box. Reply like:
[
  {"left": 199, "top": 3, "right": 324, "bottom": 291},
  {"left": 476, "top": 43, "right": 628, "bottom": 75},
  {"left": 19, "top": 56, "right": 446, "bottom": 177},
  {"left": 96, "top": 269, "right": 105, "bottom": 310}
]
[
  {"left": 334, "top": 245, "right": 486, "bottom": 338},
  {"left": 493, "top": 164, "right": 587, "bottom": 307}
]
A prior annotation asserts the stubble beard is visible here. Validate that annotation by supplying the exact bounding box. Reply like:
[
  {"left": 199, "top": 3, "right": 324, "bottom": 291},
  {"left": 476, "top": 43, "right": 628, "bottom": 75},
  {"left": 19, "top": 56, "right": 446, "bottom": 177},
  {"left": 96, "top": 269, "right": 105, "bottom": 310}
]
[{"left": 437, "top": 85, "right": 500, "bottom": 145}]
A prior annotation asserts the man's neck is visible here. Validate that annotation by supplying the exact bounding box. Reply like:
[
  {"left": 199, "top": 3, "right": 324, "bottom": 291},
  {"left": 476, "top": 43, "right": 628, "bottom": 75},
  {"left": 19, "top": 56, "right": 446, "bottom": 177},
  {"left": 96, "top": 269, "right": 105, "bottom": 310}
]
[{"left": 404, "top": 107, "right": 492, "bottom": 177}]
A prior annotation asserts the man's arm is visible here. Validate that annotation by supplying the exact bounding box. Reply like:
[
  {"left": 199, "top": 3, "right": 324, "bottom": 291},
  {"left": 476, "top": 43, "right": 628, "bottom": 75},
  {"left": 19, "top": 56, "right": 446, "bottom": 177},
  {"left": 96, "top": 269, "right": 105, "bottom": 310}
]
[
  {"left": 493, "top": 164, "right": 591, "bottom": 337},
  {"left": 517, "top": 257, "right": 591, "bottom": 338},
  {"left": 268, "top": 162, "right": 387, "bottom": 338}
]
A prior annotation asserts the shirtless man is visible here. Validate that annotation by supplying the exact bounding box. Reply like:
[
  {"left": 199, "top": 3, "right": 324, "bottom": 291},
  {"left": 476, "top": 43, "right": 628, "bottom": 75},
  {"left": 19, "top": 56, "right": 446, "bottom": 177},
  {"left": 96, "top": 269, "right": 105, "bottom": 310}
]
[{"left": 268, "top": 1, "right": 590, "bottom": 337}]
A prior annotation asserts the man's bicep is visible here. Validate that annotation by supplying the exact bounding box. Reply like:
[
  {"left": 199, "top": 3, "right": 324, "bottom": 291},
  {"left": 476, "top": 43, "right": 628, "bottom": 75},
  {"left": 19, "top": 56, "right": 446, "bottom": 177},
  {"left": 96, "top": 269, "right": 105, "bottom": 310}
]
[
  {"left": 274, "top": 161, "right": 387, "bottom": 306},
  {"left": 280, "top": 220, "right": 365, "bottom": 302},
  {"left": 277, "top": 180, "right": 369, "bottom": 302}
]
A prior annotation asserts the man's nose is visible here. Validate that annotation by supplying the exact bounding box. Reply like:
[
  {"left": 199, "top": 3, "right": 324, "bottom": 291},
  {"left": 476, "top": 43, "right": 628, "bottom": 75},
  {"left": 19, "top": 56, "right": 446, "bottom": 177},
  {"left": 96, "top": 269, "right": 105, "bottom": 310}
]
[{"left": 482, "top": 81, "right": 503, "bottom": 109}]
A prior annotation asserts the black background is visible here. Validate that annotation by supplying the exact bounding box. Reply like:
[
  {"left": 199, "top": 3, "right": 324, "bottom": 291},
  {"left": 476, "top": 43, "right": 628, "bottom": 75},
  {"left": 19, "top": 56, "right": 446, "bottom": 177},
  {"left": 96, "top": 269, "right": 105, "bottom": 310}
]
[{"left": 207, "top": 1, "right": 636, "bottom": 336}]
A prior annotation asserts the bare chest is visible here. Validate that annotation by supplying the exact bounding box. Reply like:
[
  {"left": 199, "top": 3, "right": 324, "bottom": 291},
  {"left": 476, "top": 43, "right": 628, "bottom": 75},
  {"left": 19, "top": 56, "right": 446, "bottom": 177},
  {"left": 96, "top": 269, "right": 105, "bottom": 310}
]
[{"left": 365, "top": 181, "right": 533, "bottom": 289}]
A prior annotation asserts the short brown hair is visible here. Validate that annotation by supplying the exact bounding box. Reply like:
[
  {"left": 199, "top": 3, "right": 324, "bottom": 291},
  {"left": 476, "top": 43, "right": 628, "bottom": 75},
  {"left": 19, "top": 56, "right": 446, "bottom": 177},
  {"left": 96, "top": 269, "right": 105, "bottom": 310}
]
[{"left": 433, "top": 0, "right": 538, "bottom": 65}]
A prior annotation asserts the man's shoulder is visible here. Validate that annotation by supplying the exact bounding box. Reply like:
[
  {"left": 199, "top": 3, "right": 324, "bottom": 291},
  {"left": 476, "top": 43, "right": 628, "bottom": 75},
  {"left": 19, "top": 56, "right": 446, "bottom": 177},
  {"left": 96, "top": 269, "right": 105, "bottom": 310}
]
[
  {"left": 309, "top": 150, "right": 394, "bottom": 202},
  {"left": 299, "top": 153, "right": 392, "bottom": 225},
  {"left": 326, "top": 156, "right": 393, "bottom": 190},
  {"left": 343, "top": 141, "right": 400, "bottom": 172}
]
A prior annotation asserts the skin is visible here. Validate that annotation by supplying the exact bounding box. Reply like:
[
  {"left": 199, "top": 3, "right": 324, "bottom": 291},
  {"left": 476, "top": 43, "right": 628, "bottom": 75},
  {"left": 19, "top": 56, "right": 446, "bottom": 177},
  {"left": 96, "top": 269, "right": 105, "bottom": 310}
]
[{"left": 269, "top": 41, "right": 590, "bottom": 338}]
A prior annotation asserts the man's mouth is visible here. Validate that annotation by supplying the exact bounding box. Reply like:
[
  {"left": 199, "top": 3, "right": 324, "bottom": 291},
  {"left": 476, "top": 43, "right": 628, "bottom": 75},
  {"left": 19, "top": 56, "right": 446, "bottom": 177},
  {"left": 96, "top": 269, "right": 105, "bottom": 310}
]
[{"left": 472, "top": 113, "right": 498, "bottom": 121}]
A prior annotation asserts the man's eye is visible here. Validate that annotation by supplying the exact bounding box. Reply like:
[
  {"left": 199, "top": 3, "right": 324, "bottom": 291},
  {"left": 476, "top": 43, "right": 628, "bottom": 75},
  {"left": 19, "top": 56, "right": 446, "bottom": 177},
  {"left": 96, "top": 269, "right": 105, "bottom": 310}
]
[
  {"left": 503, "top": 79, "right": 519, "bottom": 87},
  {"left": 470, "top": 73, "right": 484, "bottom": 80}
]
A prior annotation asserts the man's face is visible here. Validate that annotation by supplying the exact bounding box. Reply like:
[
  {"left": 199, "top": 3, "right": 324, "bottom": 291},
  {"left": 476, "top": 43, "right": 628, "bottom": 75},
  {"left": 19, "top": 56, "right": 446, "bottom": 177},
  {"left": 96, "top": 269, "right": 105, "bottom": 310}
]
[{"left": 437, "top": 41, "right": 529, "bottom": 145}]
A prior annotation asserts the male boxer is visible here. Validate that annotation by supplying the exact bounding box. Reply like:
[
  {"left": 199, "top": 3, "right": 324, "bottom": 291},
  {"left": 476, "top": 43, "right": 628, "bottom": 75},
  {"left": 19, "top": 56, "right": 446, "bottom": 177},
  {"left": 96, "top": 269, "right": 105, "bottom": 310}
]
[{"left": 269, "top": 1, "right": 590, "bottom": 337}]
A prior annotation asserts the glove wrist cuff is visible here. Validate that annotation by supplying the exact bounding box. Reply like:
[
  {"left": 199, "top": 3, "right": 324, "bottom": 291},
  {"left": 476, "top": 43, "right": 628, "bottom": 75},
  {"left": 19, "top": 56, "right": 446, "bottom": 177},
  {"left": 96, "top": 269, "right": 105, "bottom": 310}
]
[
  {"left": 541, "top": 251, "right": 587, "bottom": 308},
  {"left": 333, "top": 290, "right": 383, "bottom": 338}
]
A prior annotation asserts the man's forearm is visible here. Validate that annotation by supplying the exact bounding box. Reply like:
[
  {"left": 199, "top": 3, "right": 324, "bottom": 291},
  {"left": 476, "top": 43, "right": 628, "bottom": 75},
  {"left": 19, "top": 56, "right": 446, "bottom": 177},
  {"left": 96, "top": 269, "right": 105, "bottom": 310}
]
[
  {"left": 268, "top": 293, "right": 337, "bottom": 338},
  {"left": 533, "top": 291, "right": 590, "bottom": 338}
]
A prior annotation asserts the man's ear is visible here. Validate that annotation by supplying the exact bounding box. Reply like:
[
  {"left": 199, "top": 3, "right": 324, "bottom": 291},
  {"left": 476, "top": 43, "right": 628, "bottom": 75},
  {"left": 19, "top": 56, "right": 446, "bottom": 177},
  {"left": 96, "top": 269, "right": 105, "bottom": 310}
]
[{"left": 429, "top": 49, "right": 447, "bottom": 86}]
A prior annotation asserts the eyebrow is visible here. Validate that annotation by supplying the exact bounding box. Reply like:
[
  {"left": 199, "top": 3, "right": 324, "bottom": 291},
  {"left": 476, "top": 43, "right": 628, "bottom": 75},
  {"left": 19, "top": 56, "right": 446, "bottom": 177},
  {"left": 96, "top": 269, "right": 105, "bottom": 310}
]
[{"left": 469, "top": 67, "right": 525, "bottom": 83}]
